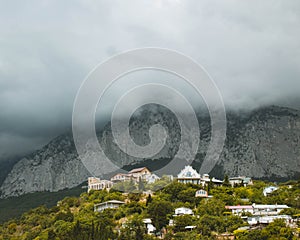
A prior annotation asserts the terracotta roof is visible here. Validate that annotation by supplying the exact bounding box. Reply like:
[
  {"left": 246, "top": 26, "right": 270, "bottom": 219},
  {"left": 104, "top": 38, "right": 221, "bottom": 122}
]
[
  {"left": 225, "top": 205, "right": 253, "bottom": 209},
  {"left": 129, "top": 167, "right": 149, "bottom": 173}
]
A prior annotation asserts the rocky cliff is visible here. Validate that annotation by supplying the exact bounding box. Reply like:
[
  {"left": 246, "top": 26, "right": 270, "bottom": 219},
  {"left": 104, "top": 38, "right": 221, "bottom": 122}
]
[{"left": 1, "top": 105, "right": 300, "bottom": 198}]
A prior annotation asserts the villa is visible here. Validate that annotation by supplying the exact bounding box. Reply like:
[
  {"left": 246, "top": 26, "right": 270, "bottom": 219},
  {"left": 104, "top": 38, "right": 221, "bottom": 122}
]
[
  {"left": 110, "top": 167, "right": 157, "bottom": 184},
  {"left": 88, "top": 177, "right": 114, "bottom": 193},
  {"left": 94, "top": 200, "right": 125, "bottom": 212},
  {"left": 229, "top": 176, "right": 253, "bottom": 187},
  {"left": 177, "top": 165, "right": 223, "bottom": 186}
]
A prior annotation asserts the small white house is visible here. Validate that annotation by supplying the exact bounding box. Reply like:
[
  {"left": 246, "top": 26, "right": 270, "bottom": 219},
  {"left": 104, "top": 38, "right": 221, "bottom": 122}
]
[
  {"left": 145, "top": 174, "right": 160, "bottom": 184},
  {"left": 174, "top": 207, "right": 194, "bottom": 216},
  {"left": 263, "top": 186, "right": 279, "bottom": 196},
  {"left": 195, "top": 189, "right": 208, "bottom": 198},
  {"left": 143, "top": 218, "right": 156, "bottom": 235},
  {"left": 94, "top": 200, "right": 125, "bottom": 212}
]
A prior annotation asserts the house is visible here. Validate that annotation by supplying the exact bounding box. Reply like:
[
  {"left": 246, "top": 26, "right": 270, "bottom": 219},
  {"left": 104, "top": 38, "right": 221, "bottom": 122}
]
[
  {"left": 88, "top": 177, "right": 114, "bottom": 192},
  {"left": 195, "top": 189, "right": 210, "bottom": 198},
  {"left": 177, "top": 166, "right": 201, "bottom": 184},
  {"left": 263, "top": 186, "right": 279, "bottom": 196},
  {"left": 111, "top": 173, "right": 132, "bottom": 183},
  {"left": 143, "top": 218, "right": 156, "bottom": 235},
  {"left": 229, "top": 176, "right": 253, "bottom": 187},
  {"left": 145, "top": 173, "right": 160, "bottom": 184},
  {"left": 110, "top": 167, "right": 155, "bottom": 184},
  {"left": 174, "top": 207, "right": 194, "bottom": 216},
  {"left": 200, "top": 174, "right": 223, "bottom": 187},
  {"left": 94, "top": 200, "right": 125, "bottom": 212},
  {"left": 251, "top": 204, "right": 289, "bottom": 216},
  {"left": 177, "top": 166, "right": 223, "bottom": 186},
  {"left": 225, "top": 205, "right": 254, "bottom": 216},
  {"left": 225, "top": 203, "right": 289, "bottom": 216},
  {"left": 128, "top": 167, "right": 151, "bottom": 181},
  {"left": 247, "top": 215, "right": 292, "bottom": 225}
]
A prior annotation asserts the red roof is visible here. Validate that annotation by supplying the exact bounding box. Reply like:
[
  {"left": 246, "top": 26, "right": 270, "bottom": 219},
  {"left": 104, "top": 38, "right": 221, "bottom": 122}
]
[
  {"left": 225, "top": 205, "right": 253, "bottom": 209},
  {"left": 129, "top": 167, "right": 149, "bottom": 173}
]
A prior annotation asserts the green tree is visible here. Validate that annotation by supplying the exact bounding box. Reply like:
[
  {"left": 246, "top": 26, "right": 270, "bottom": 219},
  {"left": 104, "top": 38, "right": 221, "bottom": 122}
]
[{"left": 147, "top": 199, "right": 173, "bottom": 230}]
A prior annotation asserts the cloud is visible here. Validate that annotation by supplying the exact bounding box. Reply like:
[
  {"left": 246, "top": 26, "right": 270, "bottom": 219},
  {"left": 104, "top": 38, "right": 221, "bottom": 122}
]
[{"left": 0, "top": 0, "right": 299, "bottom": 159}]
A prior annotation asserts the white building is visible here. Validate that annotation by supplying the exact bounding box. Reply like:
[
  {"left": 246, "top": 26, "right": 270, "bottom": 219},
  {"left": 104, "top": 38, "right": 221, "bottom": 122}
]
[
  {"left": 195, "top": 189, "right": 209, "bottom": 198},
  {"left": 177, "top": 166, "right": 222, "bottom": 186},
  {"left": 263, "top": 186, "right": 279, "bottom": 196},
  {"left": 88, "top": 177, "right": 114, "bottom": 193},
  {"left": 229, "top": 176, "right": 253, "bottom": 187},
  {"left": 145, "top": 173, "right": 160, "bottom": 184},
  {"left": 174, "top": 207, "right": 194, "bottom": 216},
  {"left": 200, "top": 174, "right": 223, "bottom": 187},
  {"left": 225, "top": 203, "right": 289, "bottom": 216},
  {"left": 94, "top": 200, "right": 125, "bottom": 212},
  {"left": 177, "top": 166, "right": 201, "bottom": 184},
  {"left": 247, "top": 215, "right": 292, "bottom": 225},
  {"left": 143, "top": 218, "right": 156, "bottom": 235},
  {"left": 111, "top": 167, "right": 155, "bottom": 183}
]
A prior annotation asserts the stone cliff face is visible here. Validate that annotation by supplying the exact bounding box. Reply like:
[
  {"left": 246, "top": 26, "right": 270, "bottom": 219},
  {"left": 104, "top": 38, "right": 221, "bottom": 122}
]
[{"left": 1, "top": 105, "right": 300, "bottom": 198}]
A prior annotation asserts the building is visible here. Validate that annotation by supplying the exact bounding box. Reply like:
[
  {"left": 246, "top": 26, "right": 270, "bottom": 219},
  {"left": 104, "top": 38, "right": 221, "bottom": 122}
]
[
  {"left": 229, "top": 176, "right": 253, "bottom": 187},
  {"left": 143, "top": 218, "right": 156, "bottom": 235},
  {"left": 225, "top": 205, "right": 254, "bottom": 216},
  {"left": 145, "top": 173, "right": 160, "bottom": 184},
  {"left": 110, "top": 167, "right": 156, "bottom": 184},
  {"left": 263, "top": 186, "right": 279, "bottom": 196},
  {"left": 247, "top": 215, "right": 292, "bottom": 225},
  {"left": 177, "top": 166, "right": 223, "bottom": 186},
  {"left": 111, "top": 173, "right": 132, "bottom": 183},
  {"left": 94, "top": 200, "right": 125, "bottom": 212},
  {"left": 177, "top": 166, "right": 201, "bottom": 184},
  {"left": 200, "top": 174, "right": 223, "bottom": 187},
  {"left": 225, "top": 203, "right": 289, "bottom": 216},
  {"left": 195, "top": 189, "right": 209, "bottom": 198},
  {"left": 174, "top": 207, "right": 194, "bottom": 216},
  {"left": 88, "top": 177, "right": 114, "bottom": 193},
  {"left": 129, "top": 167, "right": 151, "bottom": 178}
]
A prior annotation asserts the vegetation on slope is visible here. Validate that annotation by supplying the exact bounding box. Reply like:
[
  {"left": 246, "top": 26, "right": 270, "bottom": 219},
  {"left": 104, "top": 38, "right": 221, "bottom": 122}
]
[{"left": 0, "top": 179, "right": 299, "bottom": 239}]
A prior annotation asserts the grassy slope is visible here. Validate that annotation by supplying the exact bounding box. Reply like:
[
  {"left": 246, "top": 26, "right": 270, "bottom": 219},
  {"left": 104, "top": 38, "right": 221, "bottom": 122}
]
[{"left": 0, "top": 184, "right": 85, "bottom": 223}]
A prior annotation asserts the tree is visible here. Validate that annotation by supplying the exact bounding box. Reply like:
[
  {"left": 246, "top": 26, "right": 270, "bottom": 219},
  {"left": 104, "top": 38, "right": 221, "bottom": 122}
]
[
  {"left": 197, "top": 198, "right": 225, "bottom": 217},
  {"left": 147, "top": 199, "right": 173, "bottom": 230},
  {"left": 146, "top": 194, "right": 152, "bottom": 206},
  {"left": 223, "top": 175, "right": 231, "bottom": 187},
  {"left": 174, "top": 215, "right": 195, "bottom": 232}
]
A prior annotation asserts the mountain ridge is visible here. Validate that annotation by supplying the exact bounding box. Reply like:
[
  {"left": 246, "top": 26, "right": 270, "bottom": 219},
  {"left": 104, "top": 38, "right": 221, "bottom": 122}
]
[{"left": 1, "top": 105, "right": 300, "bottom": 198}]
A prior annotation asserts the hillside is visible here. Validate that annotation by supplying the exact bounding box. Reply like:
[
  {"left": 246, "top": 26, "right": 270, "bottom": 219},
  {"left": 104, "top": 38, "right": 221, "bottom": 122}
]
[{"left": 0, "top": 179, "right": 299, "bottom": 239}]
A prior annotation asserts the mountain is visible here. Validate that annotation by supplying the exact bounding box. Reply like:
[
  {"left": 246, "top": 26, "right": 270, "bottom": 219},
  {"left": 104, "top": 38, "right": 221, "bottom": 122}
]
[{"left": 1, "top": 105, "right": 300, "bottom": 198}]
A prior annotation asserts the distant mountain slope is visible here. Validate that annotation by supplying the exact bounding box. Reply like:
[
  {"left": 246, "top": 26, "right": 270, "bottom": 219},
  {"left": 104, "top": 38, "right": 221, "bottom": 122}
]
[
  {"left": 1, "top": 105, "right": 300, "bottom": 198},
  {"left": 0, "top": 184, "right": 85, "bottom": 223}
]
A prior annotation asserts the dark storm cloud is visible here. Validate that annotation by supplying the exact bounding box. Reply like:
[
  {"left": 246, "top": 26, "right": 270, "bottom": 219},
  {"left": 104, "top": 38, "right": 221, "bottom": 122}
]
[{"left": 0, "top": 0, "right": 300, "bottom": 159}]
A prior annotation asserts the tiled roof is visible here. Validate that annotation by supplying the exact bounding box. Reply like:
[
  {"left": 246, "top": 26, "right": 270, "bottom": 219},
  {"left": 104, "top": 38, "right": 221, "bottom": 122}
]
[{"left": 129, "top": 167, "right": 148, "bottom": 173}]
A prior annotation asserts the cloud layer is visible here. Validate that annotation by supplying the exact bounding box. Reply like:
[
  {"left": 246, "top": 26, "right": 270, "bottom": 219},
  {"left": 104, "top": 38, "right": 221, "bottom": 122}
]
[{"left": 0, "top": 0, "right": 300, "bottom": 158}]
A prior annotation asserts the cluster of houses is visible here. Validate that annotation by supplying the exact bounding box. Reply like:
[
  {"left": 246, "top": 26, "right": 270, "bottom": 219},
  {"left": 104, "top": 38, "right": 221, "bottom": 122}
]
[
  {"left": 88, "top": 167, "right": 161, "bottom": 193},
  {"left": 88, "top": 165, "right": 254, "bottom": 194},
  {"left": 88, "top": 165, "right": 296, "bottom": 236},
  {"left": 225, "top": 203, "right": 292, "bottom": 225}
]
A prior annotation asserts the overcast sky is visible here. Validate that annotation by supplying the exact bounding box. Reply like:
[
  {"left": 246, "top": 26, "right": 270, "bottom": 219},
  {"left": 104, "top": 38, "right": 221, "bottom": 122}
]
[{"left": 0, "top": 0, "right": 300, "bottom": 160}]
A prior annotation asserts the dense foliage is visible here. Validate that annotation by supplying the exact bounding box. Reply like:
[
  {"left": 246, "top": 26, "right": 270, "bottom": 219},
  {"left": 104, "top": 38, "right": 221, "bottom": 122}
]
[{"left": 0, "top": 179, "right": 299, "bottom": 239}]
